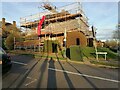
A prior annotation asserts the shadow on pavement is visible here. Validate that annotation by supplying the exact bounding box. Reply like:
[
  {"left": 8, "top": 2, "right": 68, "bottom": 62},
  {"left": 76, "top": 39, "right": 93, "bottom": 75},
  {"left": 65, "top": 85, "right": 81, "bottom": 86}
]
[
  {"left": 55, "top": 53, "right": 75, "bottom": 89},
  {"left": 3, "top": 54, "right": 35, "bottom": 76},
  {"left": 16, "top": 53, "right": 44, "bottom": 88},
  {"left": 86, "top": 65, "right": 118, "bottom": 80},
  {"left": 67, "top": 61, "right": 98, "bottom": 89},
  {"left": 11, "top": 54, "right": 35, "bottom": 65},
  {"left": 47, "top": 57, "right": 57, "bottom": 88},
  {"left": 2, "top": 55, "right": 33, "bottom": 88},
  {"left": 6, "top": 73, "right": 22, "bottom": 88},
  {"left": 58, "top": 44, "right": 64, "bottom": 58},
  {"left": 36, "top": 55, "right": 48, "bottom": 89}
]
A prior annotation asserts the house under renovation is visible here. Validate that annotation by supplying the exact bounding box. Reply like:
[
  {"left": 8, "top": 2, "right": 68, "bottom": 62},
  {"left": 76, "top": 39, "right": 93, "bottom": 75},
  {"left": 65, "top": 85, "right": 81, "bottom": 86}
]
[{"left": 16, "top": 2, "right": 95, "bottom": 53}]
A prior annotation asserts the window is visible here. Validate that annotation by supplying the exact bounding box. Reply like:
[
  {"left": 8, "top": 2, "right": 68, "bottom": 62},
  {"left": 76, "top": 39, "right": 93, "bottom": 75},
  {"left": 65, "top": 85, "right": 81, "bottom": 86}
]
[{"left": 76, "top": 38, "right": 80, "bottom": 45}]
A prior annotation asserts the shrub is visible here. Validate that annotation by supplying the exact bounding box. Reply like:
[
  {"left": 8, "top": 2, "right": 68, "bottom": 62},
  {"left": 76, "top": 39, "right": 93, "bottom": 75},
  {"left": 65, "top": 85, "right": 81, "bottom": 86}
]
[
  {"left": 5, "top": 33, "right": 21, "bottom": 50},
  {"left": 5, "top": 34, "right": 14, "bottom": 50}
]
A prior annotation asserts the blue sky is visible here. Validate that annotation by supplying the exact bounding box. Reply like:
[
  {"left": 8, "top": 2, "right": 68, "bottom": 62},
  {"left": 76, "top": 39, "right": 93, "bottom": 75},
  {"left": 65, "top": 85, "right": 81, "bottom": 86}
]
[
  {"left": 1, "top": 2, "right": 118, "bottom": 41},
  {"left": 82, "top": 2, "right": 118, "bottom": 40}
]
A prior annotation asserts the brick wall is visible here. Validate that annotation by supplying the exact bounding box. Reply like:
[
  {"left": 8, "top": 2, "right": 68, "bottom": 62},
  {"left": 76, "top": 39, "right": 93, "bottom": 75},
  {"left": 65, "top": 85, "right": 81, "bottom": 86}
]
[{"left": 67, "top": 31, "right": 87, "bottom": 48}]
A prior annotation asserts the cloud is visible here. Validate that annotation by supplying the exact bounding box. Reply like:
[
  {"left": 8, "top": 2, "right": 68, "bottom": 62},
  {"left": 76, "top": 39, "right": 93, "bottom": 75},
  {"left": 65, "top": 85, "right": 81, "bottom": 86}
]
[
  {"left": 2, "top": 2, "right": 41, "bottom": 25},
  {"left": 1, "top": 2, "right": 118, "bottom": 41},
  {"left": 82, "top": 2, "right": 118, "bottom": 40},
  {"left": 96, "top": 28, "right": 116, "bottom": 40}
]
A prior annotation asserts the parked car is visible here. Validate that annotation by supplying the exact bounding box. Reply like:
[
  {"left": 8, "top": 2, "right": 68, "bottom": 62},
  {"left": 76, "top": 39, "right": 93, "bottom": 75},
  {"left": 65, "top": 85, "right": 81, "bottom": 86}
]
[{"left": 0, "top": 47, "right": 12, "bottom": 73}]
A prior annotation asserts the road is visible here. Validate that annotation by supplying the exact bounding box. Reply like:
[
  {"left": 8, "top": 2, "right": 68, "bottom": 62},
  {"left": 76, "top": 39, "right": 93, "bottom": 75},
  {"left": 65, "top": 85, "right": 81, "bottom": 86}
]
[{"left": 2, "top": 54, "right": 119, "bottom": 89}]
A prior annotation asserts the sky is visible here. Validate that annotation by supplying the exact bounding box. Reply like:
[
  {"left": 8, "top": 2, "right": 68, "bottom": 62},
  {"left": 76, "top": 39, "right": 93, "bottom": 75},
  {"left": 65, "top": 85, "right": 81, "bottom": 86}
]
[
  {"left": 1, "top": 1, "right": 118, "bottom": 41},
  {"left": 82, "top": 2, "right": 118, "bottom": 41}
]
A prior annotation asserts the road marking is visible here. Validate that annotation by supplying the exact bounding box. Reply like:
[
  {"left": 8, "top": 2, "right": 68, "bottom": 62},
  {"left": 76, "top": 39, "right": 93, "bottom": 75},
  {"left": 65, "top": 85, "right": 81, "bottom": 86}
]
[
  {"left": 0, "top": 61, "right": 2, "bottom": 64},
  {"left": 25, "top": 79, "right": 37, "bottom": 86},
  {"left": 12, "top": 61, "right": 27, "bottom": 66},
  {"left": 48, "top": 68, "right": 120, "bottom": 83},
  {"left": 27, "top": 77, "right": 32, "bottom": 79}
]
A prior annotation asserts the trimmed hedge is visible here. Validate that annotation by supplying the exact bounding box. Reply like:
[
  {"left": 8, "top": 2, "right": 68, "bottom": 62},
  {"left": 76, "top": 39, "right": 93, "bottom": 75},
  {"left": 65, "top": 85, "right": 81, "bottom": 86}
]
[
  {"left": 44, "top": 40, "right": 58, "bottom": 53},
  {"left": 69, "top": 45, "right": 83, "bottom": 61}
]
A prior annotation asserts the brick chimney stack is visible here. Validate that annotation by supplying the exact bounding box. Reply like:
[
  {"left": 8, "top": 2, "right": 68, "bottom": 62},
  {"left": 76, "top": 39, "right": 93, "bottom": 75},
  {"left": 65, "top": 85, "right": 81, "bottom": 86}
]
[
  {"left": 2, "top": 18, "right": 6, "bottom": 29},
  {"left": 13, "top": 21, "right": 16, "bottom": 27}
]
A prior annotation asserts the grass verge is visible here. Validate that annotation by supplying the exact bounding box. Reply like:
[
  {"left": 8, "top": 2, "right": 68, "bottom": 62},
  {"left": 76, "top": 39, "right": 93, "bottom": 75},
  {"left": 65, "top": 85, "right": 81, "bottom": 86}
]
[
  {"left": 82, "top": 47, "right": 118, "bottom": 60},
  {"left": 90, "top": 60, "right": 120, "bottom": 68}
]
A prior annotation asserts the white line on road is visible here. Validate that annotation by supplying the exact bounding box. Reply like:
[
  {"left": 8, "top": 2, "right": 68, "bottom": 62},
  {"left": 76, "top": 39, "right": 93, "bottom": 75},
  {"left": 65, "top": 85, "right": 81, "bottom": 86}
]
[
  {"left": 48, "top": 68, "right": 120, "bottom": 83},
  {"left": 27, "top": 77, "right": 32, "bottom": 79},
  {"left": 25, "top": 79, "right": 37, "bottom": 86},
  {"left": 12, "top": 61, "right": 27, "bottom": 66},
  {"left": 0, "top": 61, "right": 2, "bottom": 64}
]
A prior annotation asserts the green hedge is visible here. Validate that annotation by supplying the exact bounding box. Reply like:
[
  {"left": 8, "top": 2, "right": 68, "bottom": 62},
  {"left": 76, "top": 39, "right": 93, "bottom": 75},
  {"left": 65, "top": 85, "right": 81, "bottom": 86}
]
[
  {"left": 69, "top": 45, "right": 83, "bottom": 61},
  {"left": 44, "top": 40, "right": 58, "bottom": 53}
]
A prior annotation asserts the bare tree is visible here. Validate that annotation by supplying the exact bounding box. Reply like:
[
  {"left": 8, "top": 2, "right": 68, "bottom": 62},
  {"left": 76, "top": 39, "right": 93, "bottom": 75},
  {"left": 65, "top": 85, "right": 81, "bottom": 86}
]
[{"left": 112, "top": 25, "right": 119, "bottom": 44}]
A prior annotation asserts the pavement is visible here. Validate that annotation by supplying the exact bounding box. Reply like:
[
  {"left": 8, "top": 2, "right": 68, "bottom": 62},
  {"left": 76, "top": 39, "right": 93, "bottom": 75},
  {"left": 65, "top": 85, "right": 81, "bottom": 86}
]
[{"left": 2, "top": 53, "right": 120, "bottom": 89}]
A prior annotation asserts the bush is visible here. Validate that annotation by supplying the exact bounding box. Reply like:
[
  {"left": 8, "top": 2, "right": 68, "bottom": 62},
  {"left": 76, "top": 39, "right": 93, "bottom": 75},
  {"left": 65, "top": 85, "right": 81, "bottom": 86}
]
[
  {"left": 2, "top": 38, "right": 7, "bottom": 50},
  {"left": 5, "top": 34, "right": 14, "bottom": 50},
  {"left": 105, "top": 40, "right": 118, "bottom": 48},
  {"left": 44, "top": 40, "right": 58, "bottom": 53},
  {"left": 5, "top": 33, "right": 21, "bottom": 50}
]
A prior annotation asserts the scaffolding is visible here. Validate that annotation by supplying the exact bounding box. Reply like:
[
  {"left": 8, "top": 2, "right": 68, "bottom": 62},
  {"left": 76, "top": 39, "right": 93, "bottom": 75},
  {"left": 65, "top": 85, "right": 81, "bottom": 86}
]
[
  {"left": 18, "top": 2, "right": 91, "bottom": 51},
  {"left": 20, "top": 2, "right": 89, "bottom": 35}
]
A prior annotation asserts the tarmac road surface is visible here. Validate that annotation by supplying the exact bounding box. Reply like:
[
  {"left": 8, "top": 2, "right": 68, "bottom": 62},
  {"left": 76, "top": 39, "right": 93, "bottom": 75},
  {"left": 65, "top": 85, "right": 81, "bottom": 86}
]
[{"left": 2, "top": 54, "right": 119, "bottom": 89}]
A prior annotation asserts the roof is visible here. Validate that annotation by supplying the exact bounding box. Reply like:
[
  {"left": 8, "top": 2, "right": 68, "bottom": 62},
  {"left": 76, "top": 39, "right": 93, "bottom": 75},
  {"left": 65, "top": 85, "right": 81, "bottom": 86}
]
[
  {"left": 0, "top": 21, "right": 12, "bottom": 26},
  {"left": 20, "top": 13, "right": 82, "bottom": 28}
]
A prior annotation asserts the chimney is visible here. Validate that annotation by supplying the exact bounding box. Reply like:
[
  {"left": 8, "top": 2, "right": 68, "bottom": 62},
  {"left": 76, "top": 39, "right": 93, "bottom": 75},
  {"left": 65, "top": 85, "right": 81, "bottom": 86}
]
[
  {"left": 2, "top": 18, "right": 5, "bottom": 28},
  {"left": 13, "top": 21, "right": 16, "bottom": 27},
  {"left": 2, "top": 18, "right": 5, "bottom": 23}
]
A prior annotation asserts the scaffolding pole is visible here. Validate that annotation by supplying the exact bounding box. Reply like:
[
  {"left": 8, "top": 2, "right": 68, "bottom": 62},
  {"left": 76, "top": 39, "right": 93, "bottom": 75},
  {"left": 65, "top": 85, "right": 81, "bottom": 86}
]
[
  {"left": 64, "top": 11, "right": 67, "bottom": 58},
  {"left": 14, "top": 37, "right": 15, "bottom": 50},
  {"left": 39, "top": 36, "right": 41, "bottom": 52}
]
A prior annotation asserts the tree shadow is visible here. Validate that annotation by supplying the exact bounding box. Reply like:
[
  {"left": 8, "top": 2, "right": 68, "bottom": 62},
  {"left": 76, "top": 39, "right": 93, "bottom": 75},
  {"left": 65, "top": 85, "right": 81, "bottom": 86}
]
[
  {"left": 16, "top": 57, "right": 42, "bottom": 88},
  {"left": 67, "top": 61, "right": 99, "bottom": 90},
  {"left": 47, "top": 57, "right": 57, "bottom": 88},
  {"left": 90, "top": 52, "right": 96, "bottom": 58},
  {"left": 36, "top": 55, "right": 48, "bottom": 89},
  {"left": 2, "top": 55, "right": 36, "bottom": 88},
  {"left": 58, "top": 44, "right": 64, "bottom": 58},
  {"left": 66, "top": 48, "right": 70, "bottom": 59},
  {"left": 55, "top": 53, "right": 75, "bottom": 89},
  {"left": 83, "top": 52, "right": 89, "bottom": 59},
  {"left": 5, "top": 73, "right": 22, "bottom": 88},
  {"left": 11, "top": 54, "right": 35, "bottom": 66},
  {"left": 86, "top": 65, "right": 118, "bottom": 80},
  {"left": 4, "top": 53, "right": 45, "bottom": 88}
]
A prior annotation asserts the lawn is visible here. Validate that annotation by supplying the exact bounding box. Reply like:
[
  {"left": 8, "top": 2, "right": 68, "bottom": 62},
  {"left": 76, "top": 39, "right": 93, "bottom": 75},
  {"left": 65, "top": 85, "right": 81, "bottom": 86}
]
[
  {"left": 81, "top": 47, "right": 118, "bottom": 60},
  {"left": 81, "top": 46, "right": 119, "bottom": 67}
]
